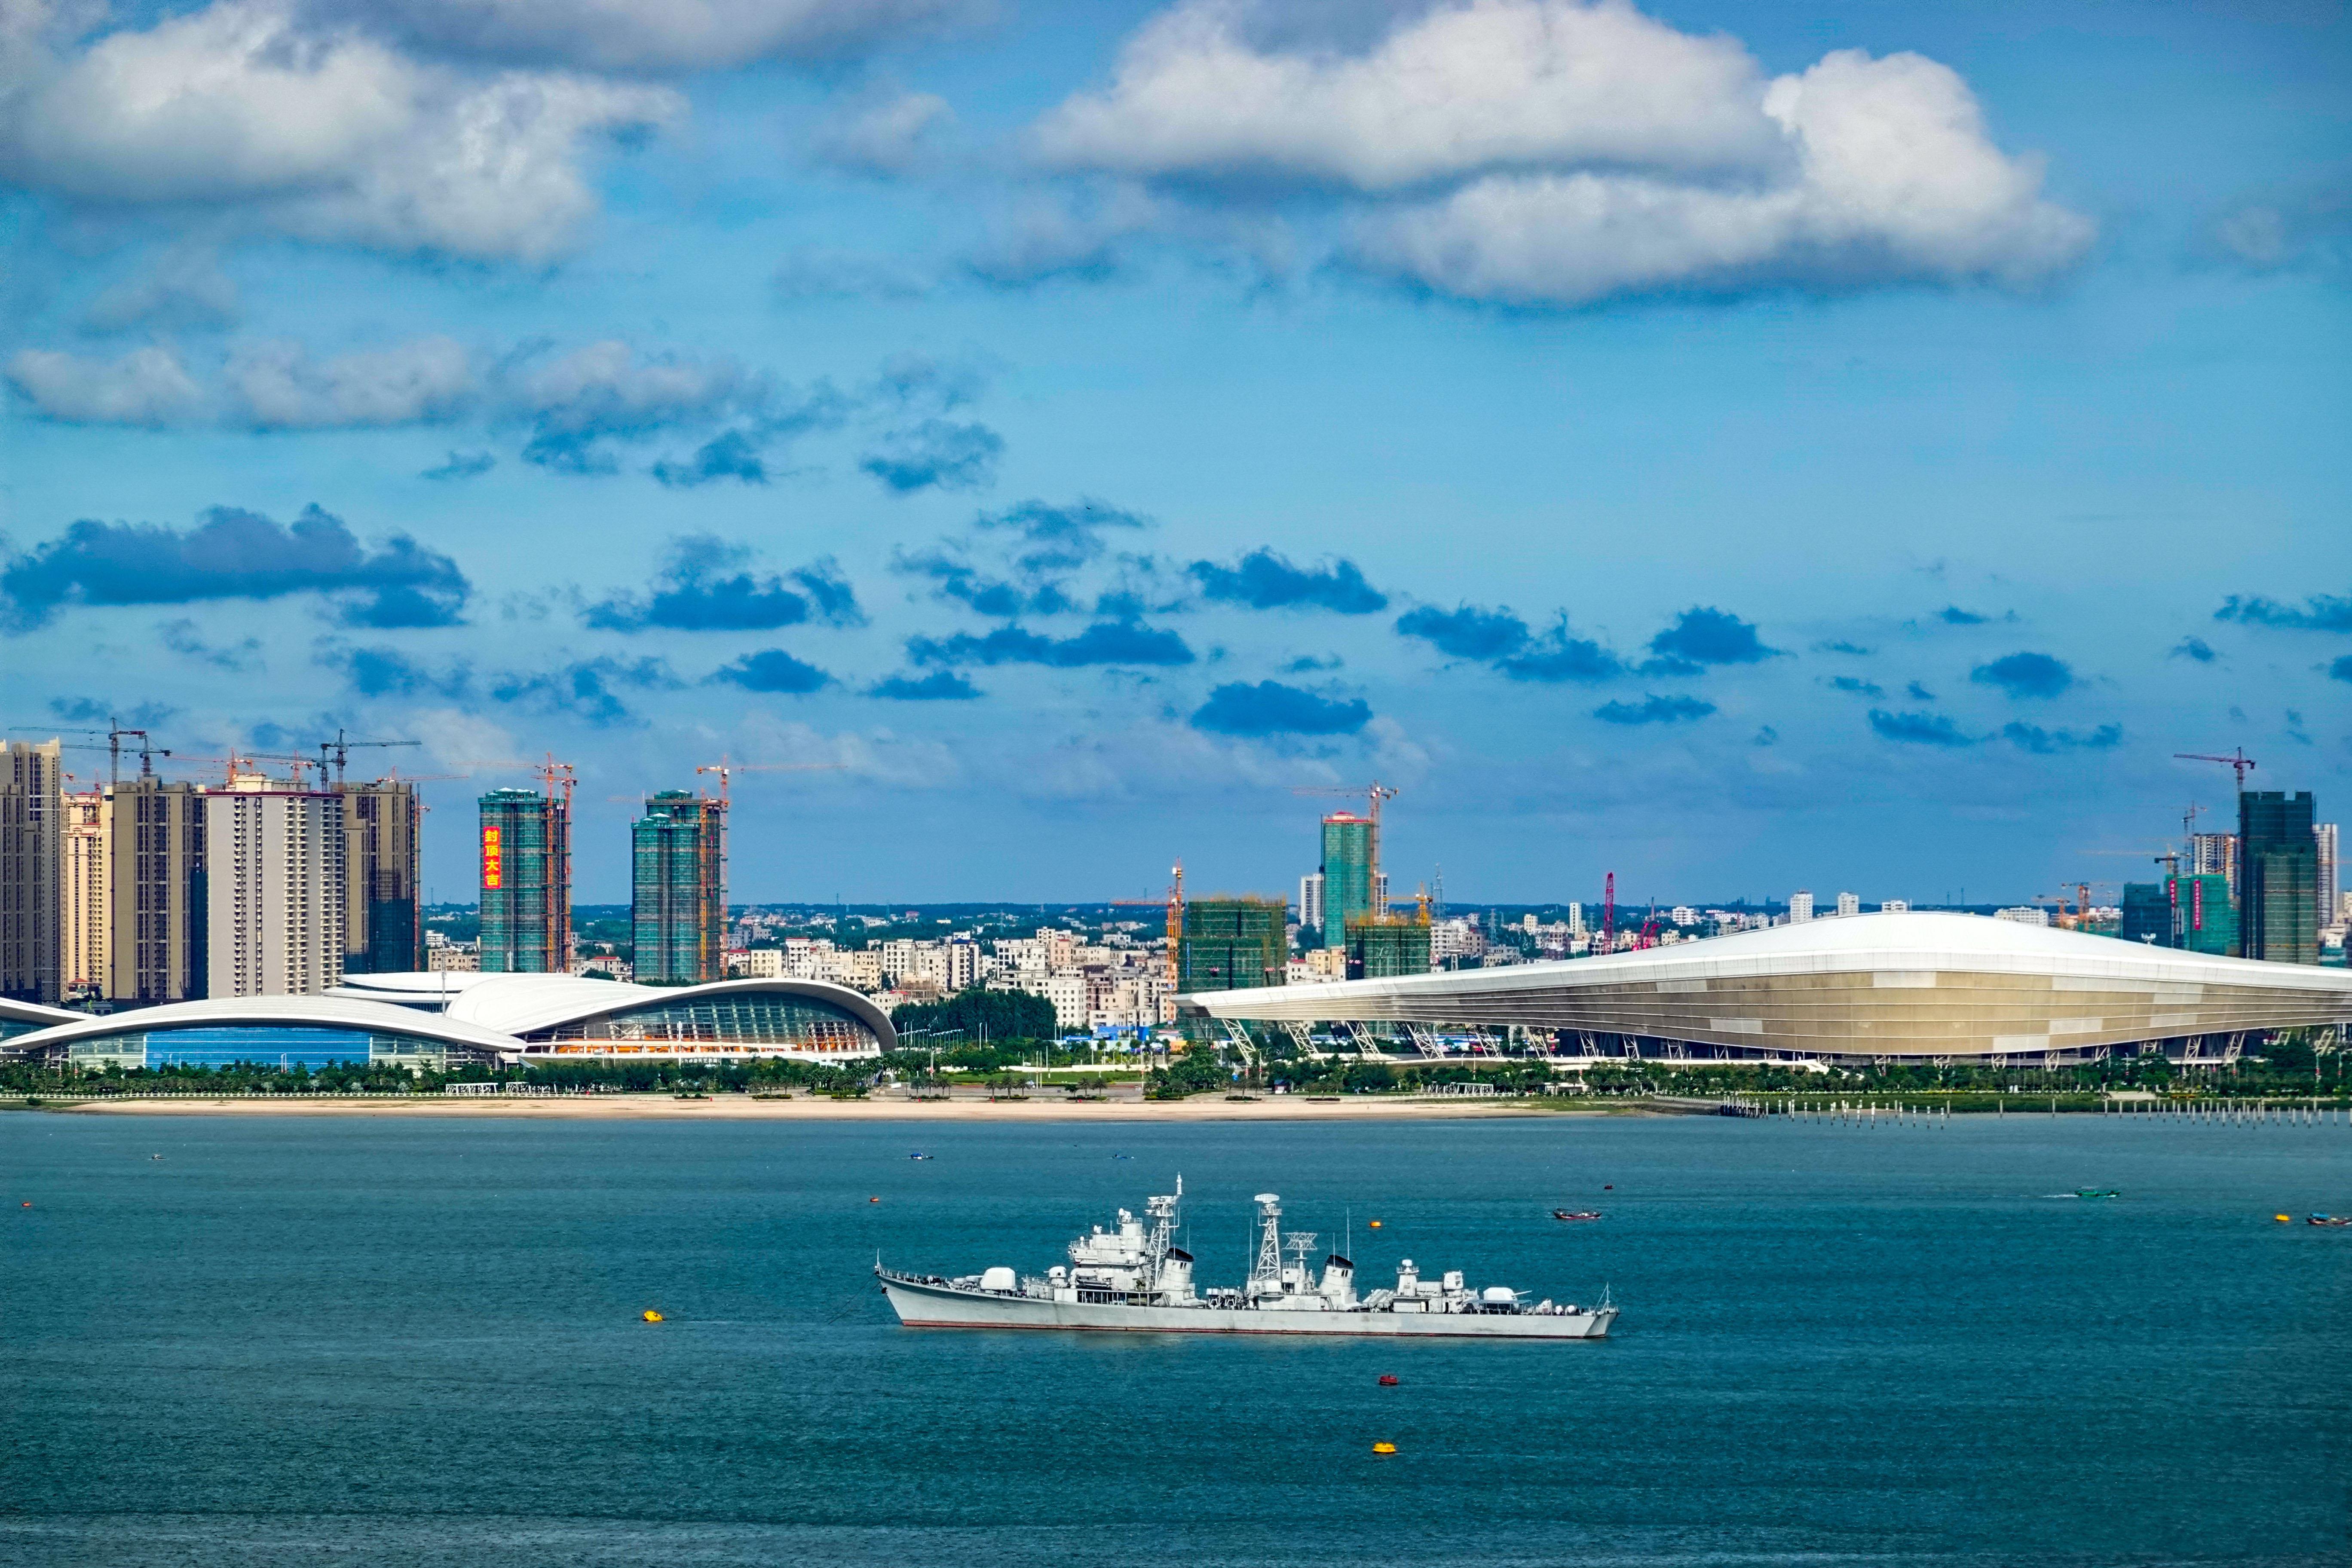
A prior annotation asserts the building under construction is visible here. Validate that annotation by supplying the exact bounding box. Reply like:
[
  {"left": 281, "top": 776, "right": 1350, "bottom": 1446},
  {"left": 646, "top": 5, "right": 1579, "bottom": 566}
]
[
  {"left": 632, "top": 790, "right": 727, "bottom": 984},
  {"left": 339, "top": 778, "right": 421, "bottom": 975},
  {"left": 1177, "top": 896, "right": 1287, "bottom": 992},
  {"left": 2241, "top": 790, "right": 2318, "bottom": 965},
  {"left": 1347, "top": 913, "right": 1432, "bottom": 979},
  {"left": 1318, "top": 814, "right": 1375, "bottom": 950},
  {"left": 479, "top": 785, "right": 570, "bottom": 974}
]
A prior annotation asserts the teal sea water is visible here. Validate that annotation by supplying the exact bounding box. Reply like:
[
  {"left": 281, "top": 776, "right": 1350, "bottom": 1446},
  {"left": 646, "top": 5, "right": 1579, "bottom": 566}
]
[{"left": 3, "top": 1110, "right": 2348, "bottom": 1566}]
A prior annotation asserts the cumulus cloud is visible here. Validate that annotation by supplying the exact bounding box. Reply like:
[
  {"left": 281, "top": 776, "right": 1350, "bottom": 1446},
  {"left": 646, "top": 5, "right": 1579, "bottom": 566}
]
[
  {"left": 976, "top": 498, "right": 1149, "bottom": 571},
  {"left": 1935, "top": 605, "right": 2010, "bottom": 625},
  {"left": 1969, "top": 651, "right": 2072, "bottom": 700},
  {"left": 1394, "top": 601, "right": 1626, "bottom": 683},
  {"left": 907, "top": 621, "right": 1194, "bottom": 669},
  {"left": 1395, "top": 602, "right": 1531, "bottom": 661},
  {"left": 159, "top": 617, "right": 263, "bottom": 671},
  {"left": 710, "top": 649, "right": 832, "bottom": 694},
  {"left": 49, "top": 696, "right": 181, "bottom": 728},
  {"left": 585, "top": 538, "right": 863, "bottom": 633},
  {"left": 2331, "top": 655, "right": 2352, "bottom": 685},
  {"left": 1189, "top": 548, "right": 1386, "bottom": 614},
  {"left": 490, "top": 655, "right": 678, "bottom": 726},
  {"left": 2003, "top": 721, "right": 2119, "bottom": 755},
  {"left": 1595, "top": 693, "right": 1712, "bottom": 725},
  {"left": 320, "top": 643, "right": 472, "bottom": 697},
  {"left": 652, "top": 429, "right": 770, "bottom": 487},
  {"left": 1190, "top": 679, "right": 1370, "bottom": 737},
  {"left": 1813, "top": 639, "right": 1871, "bottom": 655},
  {"left": 0, "top": 0, "right": 680, "bottom": 262},
  {"left": 2214, "top": 592, "right": 2352, "bottom": 634},
  {"left": 1, "top": 504, "right": 470, "bottom": 631},
  {"left": 2170, "top": 637, "right": 2215, "bottom": 663},
  {"left": 329, "top": 0, "right": 976, "bottom": 74},
  {"left": 423, "top": 449, "right": 496, "bottom": 481},
  {"left": 860, "top": 418, "right": 1004, "bottom": 493},
  {"left": 814, "top": 88, "right": 953, "bottom": 175},
  {"left": 226, "top": 336, "right": 475, "bottom": 428},
  {"left": 6, "top": 345, "right": 208, "bottom": 426},
  {"left": 1825, "top": 675, "right": 1883, "bottom": 698},
  {"left": 511, "top": 340, "right": 781, "bottom": 472},
  {"left": 1036, "top": 0, "right": 2091, "bottom": 306},
  {"left": 1868, "top": 708, "right": 1977, "bottom": 747},
  {"left": 870, "top": 670, "right": 981, "bottom": 701},
  {"left": 1645, "top": 605, "right": 1777, "bottom": 669}
]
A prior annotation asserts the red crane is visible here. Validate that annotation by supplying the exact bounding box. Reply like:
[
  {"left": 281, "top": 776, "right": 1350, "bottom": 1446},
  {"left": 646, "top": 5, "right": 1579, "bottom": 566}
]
[{"left": 2175, "top": 748, "right": 2257, "bottom": 791}]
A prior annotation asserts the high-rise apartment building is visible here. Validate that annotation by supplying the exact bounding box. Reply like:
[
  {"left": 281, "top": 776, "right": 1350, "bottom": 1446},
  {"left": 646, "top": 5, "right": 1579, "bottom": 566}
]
[
  {"left": 2318, "top": 823, "right": 2340, "bottom": 932},
  {"left": 2190, "top": 832, "right": 2238, "bottom": 894},
  {"left": 60, "top": 791, "right": 109, "bottom": 998},
  {"left": 1179, "top": 897, "right": 1288, "bottom": 992},
  {"left": 339, "top": 779, "right": 422, "bottom": 975},
  {"left": 107, "top": 778, "right": 206, "bottom": 1002},
  {"left": 2240, "top": 790, "right": 2318, "bottom": 965},
  {"left": 1298, "top": 873, "right": 1324, "bottom": 938},
  {"left": 1789, "top": 890, "right": 1815, "bottom": 923},
  {"left": 205, "top": 779, "right": 346, "bottom": 997},
  {"left": 1348, "top": 916, "right": 1433, "bottom": 979},
  {"left": 1835, "top": 891, "right": 1860, "bottom": 918},
  {"left": 1319, "top": 815, "right": 1374, "bottom": 950},
  {"left": 479, "top": 787, "right": 570, "bottom": 973},
  {"left": 0, "top": 739, "right": 64, "bottom": 1004},
  {"left": 632, "top": 790, "right": 726, "bottom": 984},
  {"left": 2119, "top": 882, "right": 2170, "bottom": 946}
]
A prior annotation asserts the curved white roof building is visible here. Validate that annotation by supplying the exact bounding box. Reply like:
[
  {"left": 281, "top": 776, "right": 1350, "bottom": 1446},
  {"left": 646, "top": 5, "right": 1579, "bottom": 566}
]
[
  {"left": 1180, "top": 912, "right": 2352, "bottom": 1064},
  {"left": 1, "top": 974, "right": 895, "bottom": 1069}
]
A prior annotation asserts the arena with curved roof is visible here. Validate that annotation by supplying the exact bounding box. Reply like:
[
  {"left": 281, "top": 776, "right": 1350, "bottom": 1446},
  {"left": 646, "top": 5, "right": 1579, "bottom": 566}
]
[
  {"left": 1179, "top": 912, "right": 2352, "bottom": 1066},
  {"left": 0, "top": 974, "right": 894, "bottom": 1070}
]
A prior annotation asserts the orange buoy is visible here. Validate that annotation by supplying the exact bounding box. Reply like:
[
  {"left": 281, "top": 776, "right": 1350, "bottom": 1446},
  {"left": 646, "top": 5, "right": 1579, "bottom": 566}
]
[
  {"left": 1372, "top": 1442, "right": 1397, "bottom": 1455},
  {"left": 869, "top": 1196, "right": 880, "bottom": 1204},
  {"left": 1368, "top": 1219, "right": 1381, "bottom": 1228}
]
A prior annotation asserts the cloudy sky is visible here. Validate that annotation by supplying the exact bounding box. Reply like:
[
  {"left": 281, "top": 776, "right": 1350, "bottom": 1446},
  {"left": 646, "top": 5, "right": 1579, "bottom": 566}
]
[{"left": 3, "top": 0, "right": 2346, "bottom": 906}]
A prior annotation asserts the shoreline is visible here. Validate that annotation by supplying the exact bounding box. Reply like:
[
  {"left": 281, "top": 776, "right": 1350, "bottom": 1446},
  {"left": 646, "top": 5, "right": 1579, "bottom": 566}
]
[{"left": 13, "top": 1093, "right": 1621, "bottom": 1123}]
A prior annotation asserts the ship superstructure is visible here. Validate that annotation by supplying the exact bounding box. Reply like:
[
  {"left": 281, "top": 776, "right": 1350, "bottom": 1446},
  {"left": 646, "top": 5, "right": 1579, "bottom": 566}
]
[{"left": 877, "top": 1181, "right": 1617, "bottom": 1339}]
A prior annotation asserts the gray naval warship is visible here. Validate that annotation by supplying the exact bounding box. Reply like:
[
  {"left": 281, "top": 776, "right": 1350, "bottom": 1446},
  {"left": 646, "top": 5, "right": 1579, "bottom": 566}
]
[{"left": 877, "top": 1179, "right": 1617, "bottom": 1339}]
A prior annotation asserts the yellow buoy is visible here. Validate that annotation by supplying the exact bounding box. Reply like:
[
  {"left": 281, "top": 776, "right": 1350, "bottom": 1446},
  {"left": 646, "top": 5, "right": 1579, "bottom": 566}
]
[
  {"left": 1372, "top": 1442, "right": 1397, "bottom": 1455},
  {"left": 1369, "top": 1220, "right": 1382, "bottom": 1228},
  {"left": 2275, "top": 1214, "right": 2291, "bottom": 1223},
  {"left": 642, "top": 1309, "right": 665, "bottom": 1323}
]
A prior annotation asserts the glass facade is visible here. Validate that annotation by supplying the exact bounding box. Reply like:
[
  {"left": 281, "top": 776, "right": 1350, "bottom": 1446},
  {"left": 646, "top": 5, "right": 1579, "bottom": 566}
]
[
  {"left": 632, "top": 792, "right": 724, "bottom": 984},
  {"left": 2174, "top": 873, "right": 2238, "bottom": 957},
  {"left": 528, "top": 993, "right": 878, "bottom": 1054},
  {"left": 1320, "top": 815, "right": 1374, "bottom": 950},
  {"left": 2118, "top": 882, "right": 2171, "bottom": 947},
  {"left": 65, "top": 1026, "right": 465, "bottom": 1070},
  {"left": 1348, "top": 918, "right": 1432, "bottom": 979},
  {"left": 1179, "top": 897, "right": 1287, "bottom": 991},
  {"left": 479, "top": 789, "right": 570, "bottom": 974},
  {"left": 2241, "top": 790, "right": 2318, "bottom": 965}
]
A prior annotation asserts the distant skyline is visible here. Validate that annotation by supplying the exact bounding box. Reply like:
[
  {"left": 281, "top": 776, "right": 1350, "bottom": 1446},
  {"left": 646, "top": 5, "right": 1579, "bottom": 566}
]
[{"left": 4, "top": 0, "right": 2346, "bottom": 904}]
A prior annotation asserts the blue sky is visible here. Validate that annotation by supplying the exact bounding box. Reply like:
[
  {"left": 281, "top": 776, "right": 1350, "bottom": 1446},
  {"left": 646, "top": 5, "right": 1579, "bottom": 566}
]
[{"left": 3, "top": 0, "right": 2347, "bottom": 906}]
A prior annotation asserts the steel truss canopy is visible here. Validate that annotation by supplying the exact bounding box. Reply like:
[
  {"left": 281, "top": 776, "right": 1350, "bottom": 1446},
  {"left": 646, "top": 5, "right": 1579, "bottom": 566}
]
[{"left": 1178, "top": 912, "right": 2352, "bottom": 1064}]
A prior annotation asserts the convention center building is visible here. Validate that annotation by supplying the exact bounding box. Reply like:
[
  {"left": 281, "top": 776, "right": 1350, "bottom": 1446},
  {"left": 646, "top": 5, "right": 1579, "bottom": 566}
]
[
  {"left": 0, "top": 973, "right": 895, "bottom": 1072},
  {"left": 1179, "top": 911, "right": 2352, "bottom": 1066}
]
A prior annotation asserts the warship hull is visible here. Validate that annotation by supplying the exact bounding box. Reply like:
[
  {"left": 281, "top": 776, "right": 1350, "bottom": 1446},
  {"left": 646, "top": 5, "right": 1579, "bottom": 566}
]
[{"left": 880, "top": 1272, "right": 1616, "bottom": 1339}]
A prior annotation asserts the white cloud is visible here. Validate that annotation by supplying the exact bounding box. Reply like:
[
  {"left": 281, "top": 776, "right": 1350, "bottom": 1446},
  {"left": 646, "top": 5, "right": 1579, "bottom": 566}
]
[
  {"left": 0, "top": 0, "right": 679, "bottom": 262},
  {"left": 324, "top": 0, "right": 978, "bottom": 74},
  {"left": 6, "top": 344, "right": 210, "bottom": 425},
  {"left": 1362, "top": 50, "right": 2093, "bottom": 303},
  {"left": 813, "top": 88, "right": 952, "bottom": 176},
  {"left": 1037, "top": 0, "right": 1776, "bottom": 189},
  {"left": 1029, "top": 0, "right": 2092, "bottom": 305},
  {"left": 227, "top": 336, "right": 477, "bottom": 428}
]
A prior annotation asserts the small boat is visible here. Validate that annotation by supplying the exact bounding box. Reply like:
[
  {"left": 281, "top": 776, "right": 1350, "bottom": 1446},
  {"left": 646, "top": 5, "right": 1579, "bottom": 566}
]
[
  {"left": 2310, "top": 1214, "right": 2351, "bottom": 1228},
  {"left": 908, "top": 1153, "right": 933, "bottom": 1161},
  {"left": 1378, "top": 1374, "right": 1400, "bottom": 1386},
  {"left": 2076, "top": 1188, "right": 2120, "bottom": 1200},
  {"left": 1551, "top": 1210, "right": 1602, "bottom": 1222}
]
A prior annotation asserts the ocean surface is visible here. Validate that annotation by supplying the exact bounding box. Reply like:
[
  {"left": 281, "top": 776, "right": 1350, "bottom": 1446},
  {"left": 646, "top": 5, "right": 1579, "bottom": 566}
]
[{"left": 3, "top": 1109, "right": 2348, "bottom": 1567}]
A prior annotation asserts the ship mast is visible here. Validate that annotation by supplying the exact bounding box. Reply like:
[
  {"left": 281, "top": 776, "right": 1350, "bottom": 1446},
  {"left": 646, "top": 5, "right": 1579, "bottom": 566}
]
[{"left": 1251, "top": 1193, "right": 1283, "bottom": 1296}]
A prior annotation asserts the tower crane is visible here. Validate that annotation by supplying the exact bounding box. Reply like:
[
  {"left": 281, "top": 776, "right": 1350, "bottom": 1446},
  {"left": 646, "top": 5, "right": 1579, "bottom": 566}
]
[
  {"left": 315, "top": 729, "right": 420, "bottom": 786},
  {"left": 2175, "top": 748, "right": 2257, "bottom": 791},
  {"left": 1111, "top": 861, "right": 1185, "bottom": 991},
  {"left": 693, "top": 757, "right": 846, "bottom": 807},
  {"left": 1291, "top": 780, "right": 1400, "bottom": 910},
  {"left": 10, "top": 720, "right": 168, "bottom": 784}
]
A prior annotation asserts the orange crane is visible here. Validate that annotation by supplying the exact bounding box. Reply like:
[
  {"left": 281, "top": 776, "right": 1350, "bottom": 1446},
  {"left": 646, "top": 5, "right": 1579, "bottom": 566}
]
[{"left": 2175, "top": 747, "right": 2257, "bottom": 791}]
